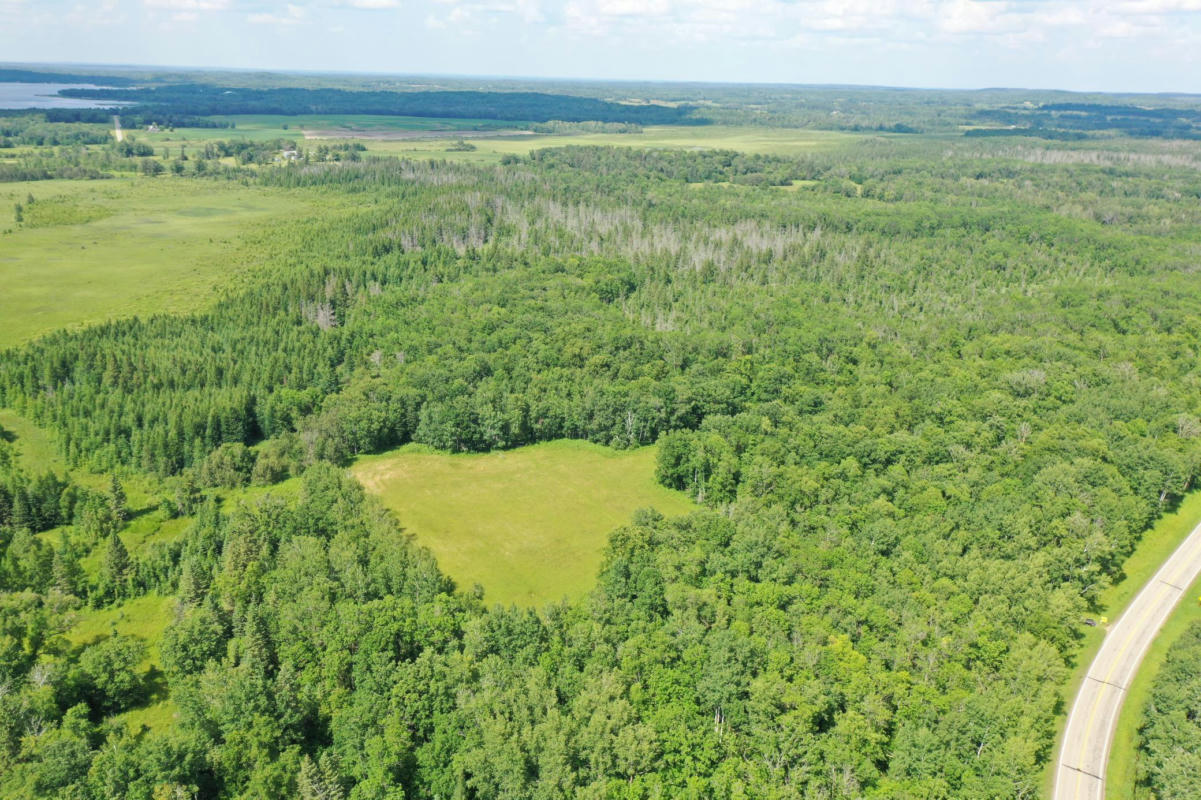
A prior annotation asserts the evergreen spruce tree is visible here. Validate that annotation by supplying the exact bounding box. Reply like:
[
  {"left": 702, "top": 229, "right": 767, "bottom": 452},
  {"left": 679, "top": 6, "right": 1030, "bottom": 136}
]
[
  {"left": 174, "top": 471, "right": 200, "bottom": 517},
  {"left": 52, "top": 532, "right": 84, "bottom": 597},
  {"left": 100, "top": 531, "right": 131, "bottom": 601},
  {"left": 109, "top": 475, "right": 128, "bottom": 523},
  {"left": 10, "top": 489, "right": 30, "bottom": 531},
  {"left": 298, "top": 754, "right": 345, "bottom": 800}
]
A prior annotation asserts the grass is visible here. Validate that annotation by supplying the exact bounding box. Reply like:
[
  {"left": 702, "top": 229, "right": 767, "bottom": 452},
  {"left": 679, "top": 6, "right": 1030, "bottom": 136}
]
[
  {"left": 65, "top": 593, "right": 175, "bottom": 659},
  {"left": 361, "top": 124, "right": 860, "bottom": 163},
  {"left": 1042, "top": 491, "right": 1201, "bottom": 798},
  {"left": 128, "top": 114, "right": 520, "bottom": 146},
  {"left": 134, "top": 118, "right": 863, "bottom": 165},
  {"left": 64, "top": 593, "right": 178, "bottom": 734},
  {"left": 1107, "top": 569, "right": 1201, "bottom": 798},
  {"left": 0, "top": 407, "right": 70, "bottom": 474},
  {"left": 351, "top": 439, "right": 697, "bottom": 606},
  {"left": 0, "top": 177, "right": 304, "bottom": 347}
]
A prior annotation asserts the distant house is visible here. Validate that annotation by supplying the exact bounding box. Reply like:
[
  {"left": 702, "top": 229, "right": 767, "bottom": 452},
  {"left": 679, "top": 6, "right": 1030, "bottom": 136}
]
[
  {"left": 146, "top": 123, "right": 160, "bottom": 132},
  {"left": 279, "top": 149, "right": 300, "bottom": 162}
]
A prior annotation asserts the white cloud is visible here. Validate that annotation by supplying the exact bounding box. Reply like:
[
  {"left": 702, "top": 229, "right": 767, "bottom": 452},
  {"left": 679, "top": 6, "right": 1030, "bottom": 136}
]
[
  {"left": 939, "top": 0, "right": 1017, "bottom": 34},
  {"left": 248, "top": 2, "right": 306, "bottom": 24},
  {"left": 65, "top": 0, "right": 123, "bottom": 25},
  {"left": 144, "top": 0, "right": 230, "bottom": 9}
]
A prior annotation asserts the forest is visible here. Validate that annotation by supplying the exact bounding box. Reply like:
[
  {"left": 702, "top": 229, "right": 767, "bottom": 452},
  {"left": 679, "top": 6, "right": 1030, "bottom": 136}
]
[
  {"left": 2, "top": 79, "right": 1201, "bottom": 799},
  {"left": 1137, "top": 621, "right": 1201, "bottom": 798},
  {"left": 52, "top": 85, "right": 698, "bottom": 126}
]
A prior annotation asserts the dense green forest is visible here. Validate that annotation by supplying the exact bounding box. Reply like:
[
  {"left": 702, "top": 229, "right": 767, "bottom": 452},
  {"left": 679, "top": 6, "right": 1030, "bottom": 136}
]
[
  {"left": 3, "top": 92, "right": 1201, "bottom": 799},
  {"left": 0, "top": 69, "right": 134, "bottom": 86},
  {"left": 54, "top": 85, "right": 697, "bottom": 126},
  {"left": 16, "top": 66, "right": 1201, "bottom": 137},
  {"left": 1136, "top": 621, "right": 1201, "bottom": 798}
]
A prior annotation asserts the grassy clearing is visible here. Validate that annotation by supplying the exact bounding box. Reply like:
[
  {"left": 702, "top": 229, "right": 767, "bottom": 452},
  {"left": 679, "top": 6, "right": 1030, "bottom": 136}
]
[
  {"left": 361, "top": 124, "right": 860, "bottom": 163},
  {"left": 352, "top": 439, "right": 697, "bottom": 606},
  {"left": 0, "top": 407, "right": 70, "bottom": 474},
  {"left": 64, "top": 593, "right": 178, "bottom": 734},
  {"left": 132, "top": 114, "right": 518, "bottom": 146},
  {"left": 1043, "top": 492, "right": 1201, "bottom": 797},
  {"left": 0, "top": 177, "right": 303, "bottom": 347},
  {"left": 65, "top": 593, "right": 175, "bottom": 659},
  {"left": 1, "top": 405, "right": 176, "bottom": 507},
  {"left": 141, "top": 118, "right": 862, "bottom": 163}
]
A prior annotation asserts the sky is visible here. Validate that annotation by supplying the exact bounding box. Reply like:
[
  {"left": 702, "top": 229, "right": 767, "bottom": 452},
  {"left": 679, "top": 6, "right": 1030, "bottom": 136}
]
[{"left": 1, "top": 0, "right": 1200, "bottom": 93}]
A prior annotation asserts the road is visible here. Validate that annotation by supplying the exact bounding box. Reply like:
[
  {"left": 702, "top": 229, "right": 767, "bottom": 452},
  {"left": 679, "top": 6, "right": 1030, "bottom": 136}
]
[
  {"left": 112, "top": 115, "right": 123, "bottom": 143},
  {"left": 1054, "top": 516, "right": 1201, "bottom": 799}
]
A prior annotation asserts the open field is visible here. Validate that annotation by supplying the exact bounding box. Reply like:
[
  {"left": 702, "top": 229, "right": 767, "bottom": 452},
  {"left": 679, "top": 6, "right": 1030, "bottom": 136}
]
[
  {"left": 65, "top": 593, "right": 179, "bottom": 734},
  {"left": 0, "top": 178, "right": 304, "bottom": 347},
  {"left": 352, "top": 440, "right": 697, "bottom": 606},
  {"left": 0, "top": 407, "right": 70, "bottom": 474},
  {"left": 132, "top": 117, "right": 867, "bottom": 162},
  {"left": 362, "top": 124, "right": 865, "bottom": 162},
  {"left": 128, "top": 113, "right": 521, "bottom": 146},
  {"left": 1044, "top": 491, "right": 1201, "bottom": 798}
]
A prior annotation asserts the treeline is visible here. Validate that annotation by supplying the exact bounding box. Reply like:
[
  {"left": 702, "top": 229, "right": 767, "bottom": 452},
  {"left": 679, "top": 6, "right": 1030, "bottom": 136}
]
[
  {"left": 0, "top": 434, "right": 77, "bottom": 536},
  {"left": 57, "top": 84, "right": 703, "bottom": 125},
  {"left": 530, "top": 119, "right": 643, "bottom": 134},
  {"left": 523, "top": 145, "right": 818, "bottom": 185},
  {"left": 0, "top": 68, "right": 135, "bottom": 86},
  {"left": 964, "top": 127, "right": 1089, "bottom": 141},
  {"left": 0, "top": 114, "right": 111, "bottom": 147},
  {"left": 44, "top": 108, "right": 233, "bottom": 129},
  {"left": 0, "top": 141, "right": 246, "bottom": 183},
  {"left": 973, "top": 104, "right": 1201, "bottom": 139}
]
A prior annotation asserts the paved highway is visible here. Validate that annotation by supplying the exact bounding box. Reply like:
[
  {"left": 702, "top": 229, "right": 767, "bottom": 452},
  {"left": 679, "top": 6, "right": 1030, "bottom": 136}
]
[{"left": 1054, "top": 517, "right": 1201, "bottom": 799}]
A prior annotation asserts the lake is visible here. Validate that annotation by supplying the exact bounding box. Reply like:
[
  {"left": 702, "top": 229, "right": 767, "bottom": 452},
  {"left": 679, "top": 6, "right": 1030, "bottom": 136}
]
[{"left": 0, "top": 83, "right": 132, "bottom": 109}]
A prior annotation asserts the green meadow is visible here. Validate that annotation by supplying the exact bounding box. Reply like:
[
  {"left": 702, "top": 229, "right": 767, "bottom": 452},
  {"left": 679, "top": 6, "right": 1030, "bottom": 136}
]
[
  {"left": 363, "top": 124, "right": 861, "bottom": 162},
  {"left": 0, "top": 178, "right": 303, "bottom": 347},
  {"left": 133, "top": 116, "right": 862, "bottom": 162},
  {"left": 352, "top": 440, "right": 697, "bottom": 606},
  {"left": 133, "top": 113, "right": 519, "bottom": 145},
  {"left": 0, "top": 407, "right": 69, "bottom": 475}
]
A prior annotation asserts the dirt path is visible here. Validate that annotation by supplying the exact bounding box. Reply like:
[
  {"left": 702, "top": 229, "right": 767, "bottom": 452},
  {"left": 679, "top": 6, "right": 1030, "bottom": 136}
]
[{"left": 112, "top": 115, "right": 123, "bottom": 143}]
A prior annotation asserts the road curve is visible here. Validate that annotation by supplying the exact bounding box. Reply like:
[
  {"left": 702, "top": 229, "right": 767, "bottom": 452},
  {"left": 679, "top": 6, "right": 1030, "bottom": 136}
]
[{"left": 1054, "top": 516, "right": 1201, "bottom": 800}]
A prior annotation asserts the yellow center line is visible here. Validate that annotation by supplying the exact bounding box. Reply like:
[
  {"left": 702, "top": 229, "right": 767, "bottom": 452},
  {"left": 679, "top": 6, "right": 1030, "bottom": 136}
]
[
  {"left": 1059, "top": 522, "right": 1201, "bottom": 800},
  {"left": 1074, "top": 582, "right": 1173, "bottom": 786}
]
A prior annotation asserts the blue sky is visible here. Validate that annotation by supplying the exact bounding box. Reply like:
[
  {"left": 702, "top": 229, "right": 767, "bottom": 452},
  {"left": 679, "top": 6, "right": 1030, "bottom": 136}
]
[{"left": 2, "top": 0, "right": 1199, "bottom": 93}]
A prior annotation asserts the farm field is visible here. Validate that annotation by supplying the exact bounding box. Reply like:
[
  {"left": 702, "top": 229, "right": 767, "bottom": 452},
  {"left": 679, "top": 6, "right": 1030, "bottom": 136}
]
[
  {"left": 133, "top": 116, "right": 864, "bottom": 162},
  {"left": 131, "top": 113, "right": 522, "bottom": 145},
  {"left": 0, "top": 178, "right": 304, "bottom": 347},
  {"left": 363, "top": 124, "right": 864, "bottom": 162},
  {"left": 352, "top": 440, "right": 697, "bottom": 606}
]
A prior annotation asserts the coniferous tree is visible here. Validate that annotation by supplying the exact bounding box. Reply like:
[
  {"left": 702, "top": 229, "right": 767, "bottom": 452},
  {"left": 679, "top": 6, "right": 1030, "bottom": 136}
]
[
  {"left": 298, "top": 754, "right": 345, "bottom": 800},
  {"left": 98, "top": 532, "right": 130, "bottom": 601},
  {"left": 10, "top": 490, "right": 30, "bottom": 531},
  {"left": 108, "top": 476, "right": 128, "bottom": 523},
  {"left": 51, "top": 533, "right": 83, "bottom": 597}
]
